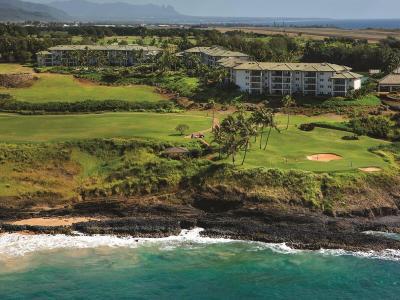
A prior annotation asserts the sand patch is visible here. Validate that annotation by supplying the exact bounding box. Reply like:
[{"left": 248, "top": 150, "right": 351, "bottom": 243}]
[
  {"left": 359, "top": 167, "right": 382, "bottom": 173},
  {"left": 307, "top": 153, "right": 343, "bottom": 162},
  {"left": 10, "top": 217, "right": 102, "bottom": 227}
]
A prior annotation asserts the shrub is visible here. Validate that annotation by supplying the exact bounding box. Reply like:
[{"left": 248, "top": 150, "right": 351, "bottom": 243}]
[
  {"left": 342, "top": 135, "right": 359, "bottom": 140},
  {"left": 0, "top": 99, "right": 178, "bottom": 113},
  {"left": 299, "top": 123, "right": 315, "bottom": 131},
  {"left": 349, "top": 116, "right": 391, "bottom": 139}
]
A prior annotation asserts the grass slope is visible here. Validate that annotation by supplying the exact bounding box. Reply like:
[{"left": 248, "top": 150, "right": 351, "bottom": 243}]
[{"left": 0, "top": 64, "right": 165, "bottom": 103}]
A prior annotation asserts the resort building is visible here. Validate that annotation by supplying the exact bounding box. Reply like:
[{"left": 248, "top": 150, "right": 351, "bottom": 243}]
[
  {"left": 36, "top": 45, "right": 163, "bottom": 67},
  {"left": 177, "top": 46, "right": 250, "bottom": 66},
  {"left": 230, "top": 62, "right": 363, "bottom": 97},
  {"left": 378, "top": 67, "right": 400, "bottom": 93}
]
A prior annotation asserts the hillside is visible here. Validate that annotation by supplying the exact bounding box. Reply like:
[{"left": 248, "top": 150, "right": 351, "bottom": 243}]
[
  {"left": 49, "top": 0, "right": 182, "bottom": 22},
  {"left": 0, "top": 0, "right": 69, "bottom": 22}
]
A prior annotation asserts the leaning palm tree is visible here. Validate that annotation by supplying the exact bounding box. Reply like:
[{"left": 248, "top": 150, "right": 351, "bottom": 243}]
[
  {"left": 251, "top": 107, "right": 273, "bottom": 149},
  {"left": 239, "top": 116, "right": 258, "bottom": 165},
  {"left": 282, "top": 95, "right": 296, "bottom": 130},
  {"left": 263, "top": 111, "right": 280, "bottom": 150}
]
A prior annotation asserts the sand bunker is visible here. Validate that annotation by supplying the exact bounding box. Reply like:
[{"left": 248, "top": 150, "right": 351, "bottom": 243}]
[
  {"left": 307, "top": 153, "right": 343, "bottom": 162},
  {"left": 10, "top": 217, "right": 102, "bottom": 227},
  {"left": 359, "top": 167, "right": 382, "bottom": 173}
]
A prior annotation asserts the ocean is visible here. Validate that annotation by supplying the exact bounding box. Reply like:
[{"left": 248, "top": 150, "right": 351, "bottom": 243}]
[{"left": 0, "top": 229, "right": 399, "bottom": 299}]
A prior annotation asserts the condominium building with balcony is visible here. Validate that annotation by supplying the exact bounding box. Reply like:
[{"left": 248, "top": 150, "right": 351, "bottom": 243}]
[
  {"left": 231, "top": 62, "right": 362, "bottom": 97},
  {"left": 36, "top": 45, "right": 162, "bottom": 67},
  {"left": 378, "top": 67, "right": 400, "bottom": 93},
  {"left": 177, "top": 46, "right": 250, "bottom": 66}
]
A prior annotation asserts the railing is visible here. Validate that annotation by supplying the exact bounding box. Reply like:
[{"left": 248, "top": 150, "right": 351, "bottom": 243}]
[
  {"left": 271, "top": 78, "right": 291, "bottom": 83},
  {"left": 333, "top": 86, "right": 346, "bottom": 92},
  {"left": 304, "top": 72, "right": 316, "bottom": 78},
  {"left": 304, "top": 85, "right": 316, "bottom": 90},
  {"left": 304, "top": 79, "right": 316, "bottom": 84},
  {"left": 250, "top": 76, "right": 262, "bottom": 82},
  {"left": 333, "top": 79, "right": 346, "bottom": 85},
  {"left": 272, "top": 84, "right": 291, "bottom": 90}
]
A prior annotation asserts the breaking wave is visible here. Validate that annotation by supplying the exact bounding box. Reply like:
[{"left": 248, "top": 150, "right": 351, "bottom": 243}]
[{"left": 0, "top": 228, "right": 399, "bottom": 261}]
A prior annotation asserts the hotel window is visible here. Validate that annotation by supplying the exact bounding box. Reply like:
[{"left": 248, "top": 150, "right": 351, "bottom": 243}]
[
  {"left": 320, "top": 79, "right": 324, "bottom": 82},
  {"left": 320, "top": 72, "right": 324, "bottom": 75},
  {"left": 320, "top": 85, "right": 324, "bottom": 88}
]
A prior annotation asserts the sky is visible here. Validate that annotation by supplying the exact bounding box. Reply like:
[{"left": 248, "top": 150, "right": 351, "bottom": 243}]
[{"left": 34, "top": 0, "right": 400, "bottom": 19}]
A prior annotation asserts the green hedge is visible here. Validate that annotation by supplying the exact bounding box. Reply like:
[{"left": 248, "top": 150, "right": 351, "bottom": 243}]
[{"left": 0, "top": 99, "right": 179, "bottom": 114}]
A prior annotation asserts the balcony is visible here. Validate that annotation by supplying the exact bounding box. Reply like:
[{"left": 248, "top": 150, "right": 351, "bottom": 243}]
[
  {"left": 304, "top": 72, "right": 316, "bottom": 78},
  {"left": 304, "top": 79, "right": 316, "bottom": 84},
  {"left": 333, "top": 86, "right": 346, "bottom": 92},
  {"left": 271, "top": 78, "right": 291, "bottom": 84},
  {"left": 250, "top": 71, "right": 262, "bottom": 76},
  {"left": 333, "top": 79, "right": 346, "bottom": 85},
  {"left": 271, "top": 71, "right": 283, "bottom": 76},
  {"left": 272, "top": 84, "right": 291, "bottom": 90},
  {"left": 304, "top": 85, "right": 316, "bottom": 91},
  {"left": 251, "top": 83, "right": 261, "bottom": 89},
  {"left": 250, "top": 76, "right": 262, "bottom": 82}
]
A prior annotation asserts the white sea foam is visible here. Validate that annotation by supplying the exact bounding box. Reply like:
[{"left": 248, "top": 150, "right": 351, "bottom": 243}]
[
  {"left": 0, "top": 228, "right": 399, "bottom": 261},
  {"left": 0, "top": 228, "right": 233, "bottom": 257}
]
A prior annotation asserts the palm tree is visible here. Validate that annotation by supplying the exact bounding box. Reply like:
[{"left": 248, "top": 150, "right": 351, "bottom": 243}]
[
  {"left": 282, "top": 95, "right": 296, "bottom": 130},
  {"left": 263, "top": 111, "right": 280, "bottom": 150},
  {"left": 212, "top": 125, "right": 225, "bottom": 159},
  {"left": 239, "top": 115, "right": 258, "bottom": 165},
  {"left": 251, "top": 107, "right": 272, "bottom": 149}
]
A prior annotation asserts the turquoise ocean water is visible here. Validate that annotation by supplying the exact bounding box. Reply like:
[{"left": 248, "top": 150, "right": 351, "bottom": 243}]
[{"left": 0, "top": 230, "right": 399, "bottom": 299}]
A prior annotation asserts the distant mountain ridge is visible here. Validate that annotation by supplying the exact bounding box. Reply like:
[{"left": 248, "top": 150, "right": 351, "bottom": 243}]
[
  {"left": 49, "top": 0, "right": 182, "bottom": 22},
  {"left": 0, "top": 0, "right": 70, "bottom": 21}
]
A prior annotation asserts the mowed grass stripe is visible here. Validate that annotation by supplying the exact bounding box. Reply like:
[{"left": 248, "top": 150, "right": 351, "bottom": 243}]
[{"left": 0, "top": 112, "right": 212, "bottom": 143}]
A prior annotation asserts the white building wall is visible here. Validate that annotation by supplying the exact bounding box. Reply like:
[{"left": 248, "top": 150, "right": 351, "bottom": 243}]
[
  {"left": 317, "top": 72, "right": 335, "bottom": 96},
  {"left": 291, "top": 72, "right": 303, "bottom": 93},
  {"left": 231, "top": 68, "right": 361, "bottom": 96},
  {"left": 234, "top": 70, "right": 250, "bottom": 92},
  {"left": 350, "top": 79, "right": 362, "bottom": 90}
]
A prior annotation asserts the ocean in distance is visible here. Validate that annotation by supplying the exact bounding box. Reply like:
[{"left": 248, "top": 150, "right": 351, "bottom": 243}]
[{"left": 0, "top": 229, "right": 399, "bottom": 300}]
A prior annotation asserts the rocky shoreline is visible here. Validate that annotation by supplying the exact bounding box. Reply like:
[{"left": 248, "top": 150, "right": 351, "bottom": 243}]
[{"left": 1, "top": 196, "right": 400, "bottom": 252}]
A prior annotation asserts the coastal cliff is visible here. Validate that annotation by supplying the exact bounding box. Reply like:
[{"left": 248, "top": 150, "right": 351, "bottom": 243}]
[{"left": 1, "top": 138, "right": 400, "bottom": 252}]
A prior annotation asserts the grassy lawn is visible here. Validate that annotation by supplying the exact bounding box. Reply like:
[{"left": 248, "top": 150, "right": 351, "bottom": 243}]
[
  {"left": 0, "top": 63, "right": 33, "bottom": 73},
  {"left": 296, "top": 94, "right": 381, "bottom": 107},
  {"left": 0, "top": 112, "right": 212, "bottom": 143},
  {"left": 0, "top": 64, "right": 166, "bottom": 103},
  {"left": 225, "top": 114, "right": 388, "bottom": 172},
  {"left": 0, "top": 111, "right": 388, "bottom": 172},
  {"left": 236, "top": 127, "right": 387, "bottom": 172},
  {"left": 211, "top": 114, "right": 387, "bottom": 172}
]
